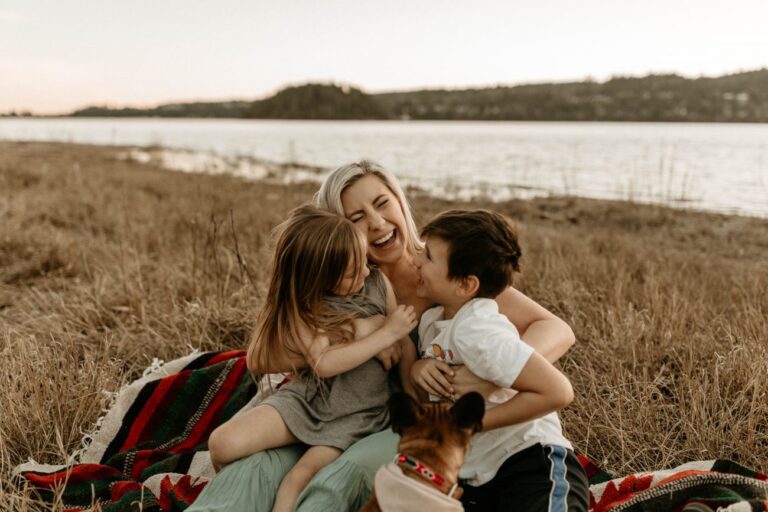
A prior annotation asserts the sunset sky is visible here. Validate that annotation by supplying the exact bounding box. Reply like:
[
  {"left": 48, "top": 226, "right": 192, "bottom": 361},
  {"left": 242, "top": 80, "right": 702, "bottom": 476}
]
[{"left": 3, "top": 0, "right": 768, "bottom": 113}]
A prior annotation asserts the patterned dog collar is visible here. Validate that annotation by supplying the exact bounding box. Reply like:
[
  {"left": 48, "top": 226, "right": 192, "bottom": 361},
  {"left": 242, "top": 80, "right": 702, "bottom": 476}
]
[{"left": 394, "top": 453, "right": 462, "bottom": 499}]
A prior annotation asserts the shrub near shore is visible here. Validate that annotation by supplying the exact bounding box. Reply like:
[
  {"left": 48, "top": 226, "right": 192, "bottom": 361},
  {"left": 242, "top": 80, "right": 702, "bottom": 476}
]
[{"left": 1, "top": 141, "right": 767, "bottom": 511}]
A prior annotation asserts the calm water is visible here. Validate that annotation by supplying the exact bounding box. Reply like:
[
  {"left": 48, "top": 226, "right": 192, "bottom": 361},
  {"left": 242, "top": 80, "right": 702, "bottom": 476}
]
[{"left": 2, "top": 118, "right": 767, "bottom": 217}]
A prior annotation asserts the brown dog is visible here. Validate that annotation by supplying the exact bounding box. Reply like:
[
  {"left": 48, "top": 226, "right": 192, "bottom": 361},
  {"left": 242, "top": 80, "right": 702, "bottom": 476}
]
[{"left": 359, "top": 392, "right": 485, "bottom": 512}]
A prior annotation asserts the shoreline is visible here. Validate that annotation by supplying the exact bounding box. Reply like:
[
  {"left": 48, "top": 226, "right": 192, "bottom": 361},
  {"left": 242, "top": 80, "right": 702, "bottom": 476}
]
[
  {"left": 103, "top": 143, "right": 768, "bottom": 221},
  {"left": 2, "top": 116, "right": 766, "bottom": 219},
  {"left": 125, "top": 144, "right": 768, "bottom": 220},
  {"left": 5, "top": 115, "right": 768, "bottom": 124},
  {"left": 3, "top": 140, "right": 767, "bottom": 259}
]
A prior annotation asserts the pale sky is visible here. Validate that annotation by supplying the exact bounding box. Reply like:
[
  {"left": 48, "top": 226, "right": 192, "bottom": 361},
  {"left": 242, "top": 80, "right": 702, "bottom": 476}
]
[{"left": 3, "top": 0, "right": 768, "bottom": 114}]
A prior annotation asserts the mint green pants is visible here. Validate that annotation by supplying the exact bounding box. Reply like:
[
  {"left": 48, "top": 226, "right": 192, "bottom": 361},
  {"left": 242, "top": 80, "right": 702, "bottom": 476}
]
[{"left": 187, "top": 428, "right": 399, "bottom": 512}]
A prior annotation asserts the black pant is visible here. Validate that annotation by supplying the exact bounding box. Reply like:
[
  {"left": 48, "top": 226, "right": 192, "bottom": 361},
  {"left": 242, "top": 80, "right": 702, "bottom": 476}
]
[{"left": 460, "top": 444, "right": 589, "bottom": 512}]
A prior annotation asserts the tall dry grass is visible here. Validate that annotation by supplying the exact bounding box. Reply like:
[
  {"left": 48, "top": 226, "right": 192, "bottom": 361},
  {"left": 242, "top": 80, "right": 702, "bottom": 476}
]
[{"left": 1, "top": 141, "right": 767, "bottom": 510}]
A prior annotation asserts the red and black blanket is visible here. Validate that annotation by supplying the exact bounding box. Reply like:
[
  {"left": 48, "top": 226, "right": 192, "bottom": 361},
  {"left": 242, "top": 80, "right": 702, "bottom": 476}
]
[{"left": 15, "top": 350, "right": 768, "bottom": 511}]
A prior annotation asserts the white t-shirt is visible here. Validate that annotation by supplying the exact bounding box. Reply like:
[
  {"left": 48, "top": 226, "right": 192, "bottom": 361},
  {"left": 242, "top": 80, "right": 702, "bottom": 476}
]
[{"left": 418, "top": 298, "right": 572, "bottom": 486}]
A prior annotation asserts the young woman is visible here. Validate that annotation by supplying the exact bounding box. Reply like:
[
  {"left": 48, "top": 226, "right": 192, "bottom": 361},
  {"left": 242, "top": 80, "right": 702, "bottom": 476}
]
[{"left": 188, "top": 161, "right": 575, "bottom": 511}]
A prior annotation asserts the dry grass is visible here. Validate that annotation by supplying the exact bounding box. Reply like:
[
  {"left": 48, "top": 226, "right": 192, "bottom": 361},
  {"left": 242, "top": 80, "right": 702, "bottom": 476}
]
[{"left": 1, "top": 141, "right": 767, "bottom": 510}]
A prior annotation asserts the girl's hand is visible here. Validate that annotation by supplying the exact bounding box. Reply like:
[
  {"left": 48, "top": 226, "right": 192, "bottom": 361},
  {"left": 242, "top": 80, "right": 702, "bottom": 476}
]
[
  {"left": 449, "top": 365, "right": 501, "bottom": 400},
  {"left": 355, "top": 316, "right": 401, "bottom": 369},
  {"left": 382, "top": 305, "right": 417, "bottom": 341},
  {"left": 410, "top": 359, "right": 454, "bottom": 398}
]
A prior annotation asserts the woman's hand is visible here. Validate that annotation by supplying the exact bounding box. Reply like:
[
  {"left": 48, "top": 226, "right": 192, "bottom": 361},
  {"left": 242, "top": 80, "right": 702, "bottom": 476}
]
[
  {"left": 449, "top": 365, "right": 501, "bottom": 400},
  {"left": 410, "top": 359, "right": 454, "bottom": 398},
  {"left": 374, "top": 343, "right": 402, "bottom": 370}
]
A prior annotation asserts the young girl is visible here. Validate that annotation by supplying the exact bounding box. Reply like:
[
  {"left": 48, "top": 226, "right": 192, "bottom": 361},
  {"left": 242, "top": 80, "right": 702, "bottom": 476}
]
[{"left": 206, "top": 204, "right": 417, "bottom": 512}]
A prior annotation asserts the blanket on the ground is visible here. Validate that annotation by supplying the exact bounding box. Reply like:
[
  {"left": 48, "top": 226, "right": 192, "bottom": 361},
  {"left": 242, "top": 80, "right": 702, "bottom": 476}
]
[{"left": 15, "top": 351, "right": 768, "bottom": 511}]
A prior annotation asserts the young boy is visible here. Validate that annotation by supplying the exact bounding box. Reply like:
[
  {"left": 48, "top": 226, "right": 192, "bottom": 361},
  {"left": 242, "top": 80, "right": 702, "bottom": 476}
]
[{"left": 410, "top": 209, "right": 589, "bottom": 512}]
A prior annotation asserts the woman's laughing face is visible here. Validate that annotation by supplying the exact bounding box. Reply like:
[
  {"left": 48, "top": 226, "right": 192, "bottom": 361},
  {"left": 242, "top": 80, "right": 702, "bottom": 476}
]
[{"left": 341, "top": 175, "right": 409, "bottom": 266}]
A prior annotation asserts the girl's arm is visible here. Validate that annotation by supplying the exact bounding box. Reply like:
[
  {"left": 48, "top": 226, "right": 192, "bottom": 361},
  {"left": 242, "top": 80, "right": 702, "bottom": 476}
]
[
  {"left": 246, "top": 297, "right": 416, "bottom": 376},
  {"left": 481, "top": 351, "right": 573, "bottom": 432},
  {"left": 495, "top": 286, "right": 575, "bottom": 363},
  {"left": 306, "top": 305, "right": 417, "bottom": 378}
]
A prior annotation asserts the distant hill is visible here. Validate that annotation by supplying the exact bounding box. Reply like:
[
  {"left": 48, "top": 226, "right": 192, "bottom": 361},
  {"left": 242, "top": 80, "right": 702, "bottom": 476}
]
[
  {"left": 378, "top": 69, "right": 768, "bottom": 121},
  {"left": 62, "top": 69, "right": 768, "bottom": 122},
  {"left": 246, "top": 83, "right": 386, "bottom": 119},
  {"left": 68, "top": 84, "right": 385, "bottom": 120}
]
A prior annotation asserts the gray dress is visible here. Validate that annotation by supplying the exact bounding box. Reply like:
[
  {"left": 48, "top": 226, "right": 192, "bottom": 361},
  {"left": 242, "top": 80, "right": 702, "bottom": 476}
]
[{"left": 261, "top": 269, "right": 391, "bottom": 450}]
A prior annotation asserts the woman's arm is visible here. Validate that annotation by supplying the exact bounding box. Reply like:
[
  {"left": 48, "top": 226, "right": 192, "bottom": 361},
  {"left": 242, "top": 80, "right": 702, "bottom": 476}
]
[
  {"left": 481, "top": 352, "right": 573, "bottom": 432},
  {"left": 372, "top": 274, "right": 406, "bottom": 371},
  {"left": 381, "top": 273, "right": 419, "bottom": 398},
  {"left": 495, "top": 286, "right": 575, "bottom": 363},
  {"left": 397, "top": 339, "right": 420, "bottom": 399}
]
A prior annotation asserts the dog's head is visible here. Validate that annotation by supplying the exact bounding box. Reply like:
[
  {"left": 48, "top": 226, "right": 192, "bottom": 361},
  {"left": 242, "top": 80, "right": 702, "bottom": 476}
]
[{"left": 389, "top": 392, "right": 485, "bottom": 481}]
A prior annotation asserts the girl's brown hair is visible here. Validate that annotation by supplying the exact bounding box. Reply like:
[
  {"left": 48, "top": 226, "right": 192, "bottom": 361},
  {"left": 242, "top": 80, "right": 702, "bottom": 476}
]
[{"left": 247, "top": 204, "right": 368, "bottom": 375}]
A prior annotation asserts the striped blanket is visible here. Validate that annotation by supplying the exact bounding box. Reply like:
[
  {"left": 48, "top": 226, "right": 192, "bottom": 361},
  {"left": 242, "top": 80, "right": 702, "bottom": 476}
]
[{"left": 15, "top": 351, "right": 768, "bottom": 511}]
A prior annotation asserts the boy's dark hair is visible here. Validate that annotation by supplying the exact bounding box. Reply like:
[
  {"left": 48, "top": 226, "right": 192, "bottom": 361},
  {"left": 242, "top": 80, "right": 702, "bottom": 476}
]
[{"left": 420, "top": 209, "right": 521, "bottom": 298}]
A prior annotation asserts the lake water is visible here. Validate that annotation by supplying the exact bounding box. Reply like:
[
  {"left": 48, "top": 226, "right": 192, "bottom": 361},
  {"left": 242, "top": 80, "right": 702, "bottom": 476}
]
[{"left": 1, "top": 118, "right": 767, "bottom": 217}]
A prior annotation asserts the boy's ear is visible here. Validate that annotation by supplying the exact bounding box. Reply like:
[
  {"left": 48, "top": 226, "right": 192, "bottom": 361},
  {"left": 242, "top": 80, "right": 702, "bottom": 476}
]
[
  {"left": 389, "top": 392, "right": 424, "bottom": 435},
  {"left": 455, "top": 275, "right": 480, "bottom": 298},
  {"left": 451, "top": 392, "right": 485, "bottom": 433}
]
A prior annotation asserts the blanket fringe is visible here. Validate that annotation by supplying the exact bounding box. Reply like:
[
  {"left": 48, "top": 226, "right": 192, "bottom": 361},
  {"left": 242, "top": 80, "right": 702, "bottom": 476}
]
[{"left": 13, "top": 459, "right": 69, "bottom": 475}]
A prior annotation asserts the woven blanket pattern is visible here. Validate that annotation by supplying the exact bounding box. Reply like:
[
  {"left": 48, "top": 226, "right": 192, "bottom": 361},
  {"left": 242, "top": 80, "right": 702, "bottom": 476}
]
[
  {"left": 15, "top": 351, "right": 768, "bottom": 511},
  {"left": 586, "top": 458, "right": 768, "bottom": 511},
  {"left": 16, "top": 350, "right": 258, "bottom": 511}
]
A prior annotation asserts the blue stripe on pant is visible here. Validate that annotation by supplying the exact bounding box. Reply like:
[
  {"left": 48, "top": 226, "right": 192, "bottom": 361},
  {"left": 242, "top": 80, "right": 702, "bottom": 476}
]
[{"left": 546, "top": 445, "right": 571, "bottom": 512}]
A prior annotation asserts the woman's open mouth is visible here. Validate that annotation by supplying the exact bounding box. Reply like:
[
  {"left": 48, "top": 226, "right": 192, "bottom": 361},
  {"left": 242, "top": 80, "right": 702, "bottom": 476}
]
[{"left": 371, "top": 229, "right": 397, "bottom": 250}]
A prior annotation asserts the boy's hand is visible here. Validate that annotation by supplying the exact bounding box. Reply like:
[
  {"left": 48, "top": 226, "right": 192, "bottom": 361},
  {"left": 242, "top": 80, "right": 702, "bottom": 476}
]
[
  {"left": 410, "top": 359, "right": 454, "bottom": 398},
  {"left": 382, "top": 305, "right": 417, "bottom": 341}
]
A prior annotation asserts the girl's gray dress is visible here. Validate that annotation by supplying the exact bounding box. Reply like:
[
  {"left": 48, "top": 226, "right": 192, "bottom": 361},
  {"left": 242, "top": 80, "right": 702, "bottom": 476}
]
[{"left": 261, "top": 269, "right": 390, "bottom": 450}]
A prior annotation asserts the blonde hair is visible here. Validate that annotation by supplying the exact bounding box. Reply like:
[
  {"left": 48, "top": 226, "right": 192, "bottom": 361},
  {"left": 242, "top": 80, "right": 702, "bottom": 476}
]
[
  {"left": 247, "top": 204, "right": 368, "bottom": 375},
  {"left": 314, "top": 160, "right": 424, "bottom": 259}
]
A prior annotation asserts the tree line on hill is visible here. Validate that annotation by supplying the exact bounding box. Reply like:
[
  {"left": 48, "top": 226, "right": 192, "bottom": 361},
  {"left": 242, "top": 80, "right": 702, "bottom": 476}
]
[{"left": 11, "top": 69, "right": 768, "bottom": 122}]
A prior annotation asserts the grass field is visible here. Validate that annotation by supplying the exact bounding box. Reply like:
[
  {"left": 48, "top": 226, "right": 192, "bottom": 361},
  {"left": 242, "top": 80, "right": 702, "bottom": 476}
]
[{"left": 1, "top": 141, "right": 767, "bottom": 510}]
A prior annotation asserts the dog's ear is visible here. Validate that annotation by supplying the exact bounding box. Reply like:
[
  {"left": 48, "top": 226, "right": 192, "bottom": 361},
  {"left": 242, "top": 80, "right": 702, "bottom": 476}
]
[
  {"left": 451, "top": 392, "right": 485, "bottom": 433},
  {"left": 389, "top": 392, "right": 423, "bottom": 435}
]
